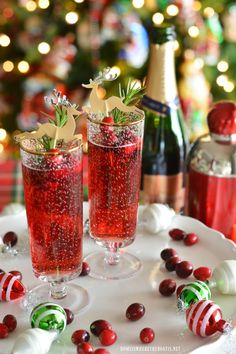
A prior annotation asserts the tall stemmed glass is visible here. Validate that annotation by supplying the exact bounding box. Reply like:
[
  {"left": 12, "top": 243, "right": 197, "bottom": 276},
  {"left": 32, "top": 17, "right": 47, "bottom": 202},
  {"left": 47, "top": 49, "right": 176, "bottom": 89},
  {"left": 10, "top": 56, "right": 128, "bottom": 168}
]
[
  {"left": 20, "top": 138, "right": 89, "bottom": 313},
  {"left": 84, "top": 110, "right": 144, "bottom": 279}
]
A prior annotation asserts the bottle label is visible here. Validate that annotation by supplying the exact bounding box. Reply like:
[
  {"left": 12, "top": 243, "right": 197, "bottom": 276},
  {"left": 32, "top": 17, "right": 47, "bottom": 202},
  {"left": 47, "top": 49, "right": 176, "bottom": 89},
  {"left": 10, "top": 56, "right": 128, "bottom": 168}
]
[
  {"left": 142, "top": 173, "right": 184, "bottom": 212},
  {"left": 142, "top": 95, "right": 179, "bottom": 116}
]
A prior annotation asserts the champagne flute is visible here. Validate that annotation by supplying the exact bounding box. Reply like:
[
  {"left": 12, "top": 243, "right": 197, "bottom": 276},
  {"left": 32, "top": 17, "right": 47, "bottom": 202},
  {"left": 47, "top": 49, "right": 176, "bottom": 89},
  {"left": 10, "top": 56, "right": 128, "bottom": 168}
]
[
  {"left": 84, "top": 111, "right": 144, "bottom": 279},
  {"left": 20, "top": 138, "right": 89, "bottom": 313}
]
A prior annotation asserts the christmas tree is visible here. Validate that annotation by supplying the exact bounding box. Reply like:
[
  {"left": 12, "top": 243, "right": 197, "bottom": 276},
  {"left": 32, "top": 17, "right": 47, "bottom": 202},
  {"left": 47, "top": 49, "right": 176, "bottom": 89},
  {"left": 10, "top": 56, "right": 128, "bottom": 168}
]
[{"left": 0, "top": 0, "right": 236, "bottom": 150}]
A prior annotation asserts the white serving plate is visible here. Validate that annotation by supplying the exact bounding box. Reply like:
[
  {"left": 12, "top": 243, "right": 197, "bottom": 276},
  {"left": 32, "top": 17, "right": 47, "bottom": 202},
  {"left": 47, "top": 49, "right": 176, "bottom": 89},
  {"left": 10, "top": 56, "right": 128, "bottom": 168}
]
[{"left": 0, "top": 203, "right": 236, "bottom": 354}]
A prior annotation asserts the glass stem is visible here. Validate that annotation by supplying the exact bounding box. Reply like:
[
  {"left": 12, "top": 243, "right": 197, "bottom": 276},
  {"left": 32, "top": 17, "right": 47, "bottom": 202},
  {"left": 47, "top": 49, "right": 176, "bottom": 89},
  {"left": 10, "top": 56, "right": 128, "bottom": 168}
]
[
  {"left": 50, "top": 282, "right": 67, "bottom": 299},
  {"left": 105, "top": 245, "right": 120, "bottom": 265}
]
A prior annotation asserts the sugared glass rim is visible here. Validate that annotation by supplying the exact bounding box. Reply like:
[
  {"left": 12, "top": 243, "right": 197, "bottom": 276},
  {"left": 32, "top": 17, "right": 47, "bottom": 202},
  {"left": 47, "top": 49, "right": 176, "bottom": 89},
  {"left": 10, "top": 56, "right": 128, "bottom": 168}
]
[
  {"left": 87, "top": 110, "right": 145, "bottom": 127},
  {"left": 19, "top": 137, "right": 83, "bottom": 156}
]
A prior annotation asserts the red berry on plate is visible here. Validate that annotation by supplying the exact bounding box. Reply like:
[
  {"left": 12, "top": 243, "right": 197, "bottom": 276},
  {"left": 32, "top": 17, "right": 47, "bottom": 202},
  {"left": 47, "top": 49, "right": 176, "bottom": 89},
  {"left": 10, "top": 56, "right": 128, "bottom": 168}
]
[
  {"left": 160, "top": 248, "right": 178, "bottom": 261},
  {"left": 126, "top": 303, "right": 145, "bottom": 321},
  {"left": 90, "top": 319, "right": 112, "bottom": 337},
  {"left": 99, "top": 329, "right": 117, "bottom": 346},
  {"left": 184, "top": 233, "right": 199, "bottom": 246},
  {"left": 3, "top": 314, "right": 17, "bottom": 332},
  {"left": 176, "top": 284, "right": 186, "bottom": 298},
  {"left": 77, "top": 342, "right": 94, "bottom": 354},
  {"left": 71, "top": 329, "right": 90, "bottom": 345},
  {"left": 169, "top": 228, "right": 186, "bottom": 241},
  {"left": 3, "top": 231, "right": 18, "bottom": 247},
  {"left": 165, "top": 255, "right": 181, "bottom": 272},
  {"left": 64, "top": 308, "right": 74, "bottom": 325},
  {"left": 159, "top": 279, "right": 176, "bottom": 296},
  {"left": 80, "top": 262, "right": 90, "bottom": 276},
  {"left": 94, "top": 349, "right": 110, "bottom": 354},
  {"left": 9, "top": 270, "right": 22, "bottom": 281},
  {"left": 102, "top": 116, "right": 114, "bottom": 124},
  {"left": 139, "top": 327, "right": 155, "bottom": 343},
  {"left": 175, "top": 261, "right": 193, "bottom": 278},
  {"left": 0, "top": 323, "right": 9, "bottom": 339},
  {"left": 193, "top": 267, "right": 212, "bottom": 281}
]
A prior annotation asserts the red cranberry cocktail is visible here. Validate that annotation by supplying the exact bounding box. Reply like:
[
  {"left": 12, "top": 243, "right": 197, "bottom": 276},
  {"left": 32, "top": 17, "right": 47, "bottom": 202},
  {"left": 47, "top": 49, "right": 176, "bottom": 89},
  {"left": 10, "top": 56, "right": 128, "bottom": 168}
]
[{"left": 85, "top": 111, "right": 144, "bottom": 280}]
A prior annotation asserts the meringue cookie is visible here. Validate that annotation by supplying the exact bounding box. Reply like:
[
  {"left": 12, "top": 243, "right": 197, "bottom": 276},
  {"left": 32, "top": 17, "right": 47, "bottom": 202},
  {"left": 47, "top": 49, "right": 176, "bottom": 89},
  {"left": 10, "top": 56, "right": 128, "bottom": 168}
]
[{"left": 139, "top": 203, "right": 175, "bottom": 234}]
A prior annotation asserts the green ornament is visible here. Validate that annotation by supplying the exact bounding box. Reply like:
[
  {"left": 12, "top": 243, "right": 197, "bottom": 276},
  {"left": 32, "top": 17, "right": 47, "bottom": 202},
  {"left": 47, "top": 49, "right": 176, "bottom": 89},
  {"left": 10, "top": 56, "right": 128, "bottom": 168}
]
[
  {"left": 177, "top": 281, "right": 211, "bottom": 311},
  {"left": 30, "top": 302, "right": 67, "bottom": 333}
]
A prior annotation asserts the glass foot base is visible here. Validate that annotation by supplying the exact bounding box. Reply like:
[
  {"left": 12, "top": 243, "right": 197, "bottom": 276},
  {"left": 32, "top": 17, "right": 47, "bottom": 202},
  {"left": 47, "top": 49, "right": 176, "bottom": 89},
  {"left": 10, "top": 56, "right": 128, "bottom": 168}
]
[
  {"left": 84, "top": 251, "right": 142, "bottom": 280},
  {"left": 22, "top": 283, "right": 90, "bottom": 315}
]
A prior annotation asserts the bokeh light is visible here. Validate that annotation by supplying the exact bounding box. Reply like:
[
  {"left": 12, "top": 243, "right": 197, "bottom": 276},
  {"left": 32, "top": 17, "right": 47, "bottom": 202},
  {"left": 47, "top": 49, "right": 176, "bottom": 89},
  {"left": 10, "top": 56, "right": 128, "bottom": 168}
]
[{"left": 2, "top": 60, "right": 14, "bottom": 72}]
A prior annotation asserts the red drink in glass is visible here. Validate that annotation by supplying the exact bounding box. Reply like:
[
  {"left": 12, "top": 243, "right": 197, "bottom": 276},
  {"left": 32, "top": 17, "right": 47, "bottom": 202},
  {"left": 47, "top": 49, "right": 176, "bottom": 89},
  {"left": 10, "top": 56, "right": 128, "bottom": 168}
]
[
  {"left": 88, "top": 136, "right": 142, "bottom": 245},
  {"left": 21, "top": 144, "right": 83, "bottom": 282}
]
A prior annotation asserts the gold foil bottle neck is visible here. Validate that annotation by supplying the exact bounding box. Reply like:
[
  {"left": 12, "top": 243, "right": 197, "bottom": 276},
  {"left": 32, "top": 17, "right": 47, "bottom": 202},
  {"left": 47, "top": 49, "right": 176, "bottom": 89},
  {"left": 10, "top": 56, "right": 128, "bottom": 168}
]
[{"left": 145, "top": 41, "right": 178, "bottom": 105}]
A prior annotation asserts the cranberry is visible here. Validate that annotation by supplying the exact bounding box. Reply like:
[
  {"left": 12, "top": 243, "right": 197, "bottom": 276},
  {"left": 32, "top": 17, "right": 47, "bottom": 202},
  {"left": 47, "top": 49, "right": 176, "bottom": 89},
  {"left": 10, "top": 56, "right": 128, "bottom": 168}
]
[
  {"left": 193, "top": 267, "right": 212, "bottom": 281},
  {"left": 3, "top": 231, "right": 18, "bottom": 247},
  {"left": 90, "top": 319, "right": 112, "bottom": 337},
  {"left": 139, "top": 327, "right": 155, "bottom": 343},
  {"left": 94, "top": 349, "right": 110, "bottom": 354},
  {"left": 64, "top": 308, "right": 74, "bottom": 325},
  {"left": 165, "top": 255, "right": 181, "bottom": 272},
  {"left": 48, "top": 148, "right": 61, "bottom": 153},
  {"left": 169, "top": 228, "right": 186, "bottom": 241},
  {"left": 99, "top": 329, "right": 117, "bottom": 346},
  {"left": 184, "top": 233, "right": 199, "bottom": 246},
  {"left": 71, "top": 329, "right": 90, "bottom": 345},
  {"left": 126, "top": 303, "right": 145, "bottom": 321},
  {"left": 160, "top": 248, "right": 178, "bottom": 261},
  {"left": 103, "top": 130, "right": 118, "bottom": 145},
  {"left": 159, "top": 279, "right": 176, "bottom": 296},
  {"left": 77, "top": 342, "right": 94, "bottom": 354},
  {"left": 176, "top": 284, "right": 186, "bottom": 298},
  {"left": 0, "top": 323, "right": 9, "bottom": 339},
  {"left": 3, "top": 314, "right": 17, "bottom": 332},
  {"left": 102, "top": 116, "right": 114, "bottom": 124},
  {"left": 175, "top": 261, "right": 193, "bottom": 278},
  {"left": 9, "top": 270, "right": 22, "bottom": 281},
  {"left": 80, "top": 262, "right": 90, "bottom": 276}
]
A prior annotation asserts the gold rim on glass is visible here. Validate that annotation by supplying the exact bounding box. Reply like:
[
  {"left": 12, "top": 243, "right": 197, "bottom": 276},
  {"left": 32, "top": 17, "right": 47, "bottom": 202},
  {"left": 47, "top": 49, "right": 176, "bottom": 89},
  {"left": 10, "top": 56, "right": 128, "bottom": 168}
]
[{"left": 19, "top": 137, "right": 83, "bottom": 156}]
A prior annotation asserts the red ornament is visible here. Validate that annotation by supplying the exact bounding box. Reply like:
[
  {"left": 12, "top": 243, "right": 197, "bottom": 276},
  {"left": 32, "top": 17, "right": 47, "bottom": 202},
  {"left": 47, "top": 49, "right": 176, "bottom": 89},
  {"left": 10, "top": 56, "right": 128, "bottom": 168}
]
[
  {"left": 207, "top": 101, "right": 236, "bottom": 137},
  {"left": 0, "top": 273, "right": 26, "bottom": 301},
  {"left": 186, "top": 300, "right": 230, "bottom": 337}
]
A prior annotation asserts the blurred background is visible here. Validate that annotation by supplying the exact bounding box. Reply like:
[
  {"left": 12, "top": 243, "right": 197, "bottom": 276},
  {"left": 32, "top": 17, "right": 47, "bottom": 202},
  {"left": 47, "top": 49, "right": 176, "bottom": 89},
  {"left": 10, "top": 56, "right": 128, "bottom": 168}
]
[{"left": 0, "top": 0, "right": 236, "bottom": 208}]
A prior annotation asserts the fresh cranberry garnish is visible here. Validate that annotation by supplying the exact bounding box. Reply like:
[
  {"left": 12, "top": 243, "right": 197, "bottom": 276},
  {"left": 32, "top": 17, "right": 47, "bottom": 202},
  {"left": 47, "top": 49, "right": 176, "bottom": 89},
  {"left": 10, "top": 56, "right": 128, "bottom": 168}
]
[
  {"left": 0, "top": 323, "right": 9, "bottom": 339},
  {"left": 9, "top": 270, "right": 22, "bottom": 281},
  {"left": 165, "top": 255, "right": 181, "bottom": 272},
  {"left": 160, "top": 248, "right": 178, "bottom": 261},
  {"left": 139, "top": 327, "right": 155, "bottom": 343},
  {"left": 77, "top": 342, "right": 94, "bottom": 354},
  {"left": 94, "top": 349, "right": 110, "bottom": 354},
  {"left": 3, "top": 231, "right": 18, "bottom": 247},
  {"left": 193, "top": 267, "right": 212, "bottom": 281},
  {"left": 102, "top": 116, "right": 114, "bottom": 124},
  {"left": 159, "top": 279, "right": 176, "bottom": 296},
  {"left": 99, "top": 329, "right": 117, "bottom": 346},
  {"left": 71, "top": 329, "right": 90, "bottom": 345},
  {"left": 175, "top": 261, "right": 193, "bottom": 278},
  {"left": 184, "top": 233, "right": 199, "bottom": 246},
  {"left": 90, "top": 320, "right": 112, "bottom": 337},
  {"left": 3, "top": 314, "right": 17, "bottom": 332},
  {"left": 169, "top": 228, "right": 186, "bottom": 241},
  {"left": 126, "top": 303, "right": 145, "bottom": 321},
  {"left": 80, "top": 262, "right": 90, "bottom": 276},
  {"left": 64, "top": 308, "right": 74, "bottom": 325},
  {"left": 48, "top": 148, "right": 61, "bottom": 153},
  {"left": 176, "top": 284, "right": 186, "bottom": 298}
]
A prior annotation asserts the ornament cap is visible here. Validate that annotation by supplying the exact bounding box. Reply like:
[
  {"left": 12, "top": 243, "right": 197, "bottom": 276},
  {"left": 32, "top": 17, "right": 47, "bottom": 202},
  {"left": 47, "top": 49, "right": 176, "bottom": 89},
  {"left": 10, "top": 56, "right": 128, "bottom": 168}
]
[{"left": 207, "top": 101, "right": 236, "bottom": 139}]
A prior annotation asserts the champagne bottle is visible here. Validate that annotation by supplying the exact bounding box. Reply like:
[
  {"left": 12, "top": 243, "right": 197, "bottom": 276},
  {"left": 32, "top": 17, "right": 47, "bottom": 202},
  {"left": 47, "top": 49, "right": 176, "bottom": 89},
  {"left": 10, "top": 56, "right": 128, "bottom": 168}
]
[{"left": 141, "top": 24, "right": 188, "bottom": 212}]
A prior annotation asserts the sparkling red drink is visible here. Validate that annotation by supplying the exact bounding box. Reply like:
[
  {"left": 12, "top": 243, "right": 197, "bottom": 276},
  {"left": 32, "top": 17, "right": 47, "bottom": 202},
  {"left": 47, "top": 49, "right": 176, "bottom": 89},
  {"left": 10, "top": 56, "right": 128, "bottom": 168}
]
[
  {"left": 88, "top": 133, "right": 142, "bottom": 246},
  {"left": 21, "top": 142, "right": 83, "bottom": 282}
]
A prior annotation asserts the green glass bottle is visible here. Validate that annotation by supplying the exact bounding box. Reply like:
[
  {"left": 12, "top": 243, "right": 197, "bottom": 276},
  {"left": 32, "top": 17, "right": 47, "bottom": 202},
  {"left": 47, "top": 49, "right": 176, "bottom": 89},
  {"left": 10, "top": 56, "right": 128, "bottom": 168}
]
[{"left": 141, "top": 24, "right": 188, "bottom": 212}]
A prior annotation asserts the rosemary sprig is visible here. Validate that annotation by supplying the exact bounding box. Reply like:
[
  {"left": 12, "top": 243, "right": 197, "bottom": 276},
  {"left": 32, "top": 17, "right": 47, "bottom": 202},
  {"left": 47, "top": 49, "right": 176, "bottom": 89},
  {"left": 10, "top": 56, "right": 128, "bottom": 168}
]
[{"left": 112, "top": 80, "right": 145, "bottom": 123}]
